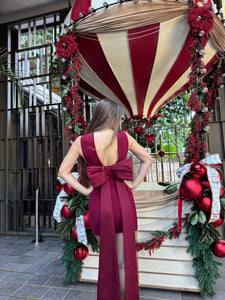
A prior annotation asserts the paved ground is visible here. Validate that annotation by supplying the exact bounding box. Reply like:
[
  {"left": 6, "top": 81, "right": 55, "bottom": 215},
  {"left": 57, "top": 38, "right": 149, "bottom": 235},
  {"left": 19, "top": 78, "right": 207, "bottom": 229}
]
[{"left": 0, "top": 236, "right": 225, "bottom": 300}]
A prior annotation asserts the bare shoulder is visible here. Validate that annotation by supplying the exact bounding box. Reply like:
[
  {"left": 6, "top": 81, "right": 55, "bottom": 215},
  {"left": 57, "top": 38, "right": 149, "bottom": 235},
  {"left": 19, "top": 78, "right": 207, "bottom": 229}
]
[
  {"left": 124, "top": 132, "right": 137, "bottom": 148},
  {"left": 70, "top": 136, "right": 82, "bottom": 155}
]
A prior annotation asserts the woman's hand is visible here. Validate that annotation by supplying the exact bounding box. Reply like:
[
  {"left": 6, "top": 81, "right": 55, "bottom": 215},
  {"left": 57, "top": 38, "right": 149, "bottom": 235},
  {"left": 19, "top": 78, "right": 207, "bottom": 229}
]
[
  {"left": 85, "top": 185, "right": 94, "bottom": 196},
  {"left": 124, "top": 180, "right": 137, "bottom": 190}
]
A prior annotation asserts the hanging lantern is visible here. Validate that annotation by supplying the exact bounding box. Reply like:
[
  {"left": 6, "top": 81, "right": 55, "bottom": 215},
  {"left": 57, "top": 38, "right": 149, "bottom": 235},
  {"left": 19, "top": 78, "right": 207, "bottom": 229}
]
[
  {"left": 74, "top": 244, "right": 89, "bottom": 260},
  {"left": 180, "top": 178, "right": 203, "bottom": 201}
]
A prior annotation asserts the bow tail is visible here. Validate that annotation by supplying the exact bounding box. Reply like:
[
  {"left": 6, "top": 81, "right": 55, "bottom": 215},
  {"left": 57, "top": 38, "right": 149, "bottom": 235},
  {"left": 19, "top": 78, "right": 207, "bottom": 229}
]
[
  {"left": 117, "top": 181, "right": 139, "bottom": 300},
  {"left": 97, "top": 181, "right": 121, "bottom": 300}
]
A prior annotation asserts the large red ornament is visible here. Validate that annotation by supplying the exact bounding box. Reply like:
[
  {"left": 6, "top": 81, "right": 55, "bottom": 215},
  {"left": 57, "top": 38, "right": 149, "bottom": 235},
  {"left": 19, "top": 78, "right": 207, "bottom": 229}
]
[
  {"left": 190, "top": 163, "right": 207, "bottom": 179},
  {"left": 71, "top": 228, "right": 78, "bottom": 240},
  {"left": 180, "top": 178, "right": 203, "bottom": 201},
  {"left": 84, "top": 211, "right": 91, "bottom": 229},
  {"left": 197, "top": 196, "right": 212, "bottom": 213},
  {"left": 210, "top": 217, "right": 224, "bottom": 228},
  {"left": 134, "top": 127, "right": 144, "bottom": 136},
  {"left": 211, "top": 240, "right": 225, "bottom": 257},
  {"left": 220, "top": 186, "right": 225, "bottom": 198},
  {"left": 55, "top": 180, "right": 63, "bottom": 194},
  {"left": 64, "top": 183, "right": 76, "bottom": 195},
  {"left": 74, "top": 244, "right": 89, "bottom": 260},
  {"left": 202, "top": 181, "right": 210, "bottom": 189},
  {"left": 61, "top": 205, "right": 74, "bottom": 218}
]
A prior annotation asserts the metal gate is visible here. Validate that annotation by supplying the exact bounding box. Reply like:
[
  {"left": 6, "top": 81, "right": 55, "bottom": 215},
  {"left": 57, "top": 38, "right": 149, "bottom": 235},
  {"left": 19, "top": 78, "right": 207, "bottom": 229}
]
[{"left": 5, "top": 11, "right": 67, "bottom": 234}]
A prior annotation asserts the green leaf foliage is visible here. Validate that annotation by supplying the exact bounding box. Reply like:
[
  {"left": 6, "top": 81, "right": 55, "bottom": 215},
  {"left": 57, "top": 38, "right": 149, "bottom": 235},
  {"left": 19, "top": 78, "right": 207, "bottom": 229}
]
[
  {"left": 61, "top": 239, "right": 83, "bottom": 285},
  {"left": 56, "top": 192, "right": 99, "bottom": 285},
  {"left": 164, "top": 182, "right": 179, "bottom": 194}
]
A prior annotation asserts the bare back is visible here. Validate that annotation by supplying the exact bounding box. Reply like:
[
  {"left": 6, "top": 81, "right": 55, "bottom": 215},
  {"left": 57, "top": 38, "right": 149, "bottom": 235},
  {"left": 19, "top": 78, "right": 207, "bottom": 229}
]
[{"left": 93, "top": 129, "right": 118, "bottom": 166}]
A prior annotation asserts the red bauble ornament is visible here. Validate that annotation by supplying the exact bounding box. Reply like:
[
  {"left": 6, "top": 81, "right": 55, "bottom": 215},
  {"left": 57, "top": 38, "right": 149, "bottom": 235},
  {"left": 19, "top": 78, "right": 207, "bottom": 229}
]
[
  {"left": 71, "top": 228, "right": 78, "bottom": 240},
  {"left": 190, "top": 162, "right": 207, "bottom": 179},
  {"left": 84, "top": 210, "right": 91, "bottom": 229},
  {"left": 180, "top": 178, "right": 203, "bottom": 201},
  {"left": 74, "top": 244, "right": 89, "bottom": 260},
  {"left": 61, "top": 205, "right": 74, "bottom": 218},
  {"left": 211, "top": 217, "right": 224, "bottom": 228},
  {"left": 134, "top": 127, "right": 144, "bottom": 136},
  {"left": 197, "top": 196, "right": 212, "bottom": 213},
  {"left": 202, "top": 181, "right": 210, "bottom": 189},
  {"left": 144, "top": 134, "right": 155, "bottom": 143},
  {"left": 211, "top": 240, "right": 225, "bottom": 257},
  {"left": 64, "top": 183, "right": 76, "bottom": 195},
  {"left": 220, "top": 186, "right": 225, "bottom": 198},
  {"left": 55, "top": 180, "right": 63, "bottom": 194}
]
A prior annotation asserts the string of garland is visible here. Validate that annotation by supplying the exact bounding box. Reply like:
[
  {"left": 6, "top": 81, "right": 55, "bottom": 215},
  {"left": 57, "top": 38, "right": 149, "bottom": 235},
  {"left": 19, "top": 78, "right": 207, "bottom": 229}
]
[
  {"left": 56, "top": 32, "right": 86, "bottom": 144},
  {"left": 55, "top": 192, "right": 99, "bottom": 286},
  {"left": 136, "top": 216, "right": 188, "bottom": 254},
  {"left": 185, "top": 1, "right": 214, "bottom": 163},
  {"left": 184, "top": 203, "right": 224, "bottom": 298}
]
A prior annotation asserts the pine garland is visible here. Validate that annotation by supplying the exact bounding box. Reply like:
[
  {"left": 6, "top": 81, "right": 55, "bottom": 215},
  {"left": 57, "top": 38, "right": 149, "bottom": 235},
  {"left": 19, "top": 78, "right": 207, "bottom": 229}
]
[
  {"left": 55, "top": 192, "right": 99, "bottom": 285},
  {"left": 184, "top": 205, "right": 222, "bottom": 298},
  {"left": 136, "top": 217, "right": 187, "bottom": 254}
]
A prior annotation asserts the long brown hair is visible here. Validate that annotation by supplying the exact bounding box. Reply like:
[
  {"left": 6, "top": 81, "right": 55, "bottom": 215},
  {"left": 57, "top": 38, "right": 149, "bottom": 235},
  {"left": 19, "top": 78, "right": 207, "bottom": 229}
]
[{"left": 79, "top": 99, "right": 125, "bottom": 187}]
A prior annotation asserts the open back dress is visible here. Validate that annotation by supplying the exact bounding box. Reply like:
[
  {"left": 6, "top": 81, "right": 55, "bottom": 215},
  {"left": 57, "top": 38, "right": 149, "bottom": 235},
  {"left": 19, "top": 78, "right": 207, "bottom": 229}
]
[{"left": 81, "top": 131, "right": 139, "bottom": 300}]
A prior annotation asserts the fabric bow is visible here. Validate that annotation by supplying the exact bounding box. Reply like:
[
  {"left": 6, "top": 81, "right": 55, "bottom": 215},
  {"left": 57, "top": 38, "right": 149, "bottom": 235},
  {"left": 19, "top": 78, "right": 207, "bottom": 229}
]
[
  {"left": 86, "top": 158, "right": 133, "bottom": 187},
  {"left": 176, "top": 154, "right": 222, "bottom": 227},
  {"left": 86, "top": 158, "right": 139, "bottom": 300}
]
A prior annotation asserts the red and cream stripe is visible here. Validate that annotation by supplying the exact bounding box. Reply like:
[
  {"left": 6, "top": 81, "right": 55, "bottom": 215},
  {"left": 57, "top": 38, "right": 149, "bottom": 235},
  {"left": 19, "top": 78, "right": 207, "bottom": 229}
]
[{"left": 69, "top": 0, "right": 217, "bottom": 117}]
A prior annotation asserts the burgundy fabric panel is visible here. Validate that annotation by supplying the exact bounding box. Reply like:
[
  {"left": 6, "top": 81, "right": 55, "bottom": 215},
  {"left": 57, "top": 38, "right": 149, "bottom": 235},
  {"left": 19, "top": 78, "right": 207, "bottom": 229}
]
[
  {"left": 71, "top": 0, "right": 91, "bottom": 21},
  {"left": 80, "top": 78, "right": 105, "bottom": 99},
  {"left": 147, "top": 31, "right": 193, "bottom": 117},
  {"left": 150, "top": 54, "right": 218, "bottom": 115},
  {"left": 76, "top": 34, "right": 133, "bottom": 116},
  {"left": 147, "top": 32, "right": 211, "bottom": 117},
  {"left": 128, "top": 24, "right": 159, "bottom": 115}
]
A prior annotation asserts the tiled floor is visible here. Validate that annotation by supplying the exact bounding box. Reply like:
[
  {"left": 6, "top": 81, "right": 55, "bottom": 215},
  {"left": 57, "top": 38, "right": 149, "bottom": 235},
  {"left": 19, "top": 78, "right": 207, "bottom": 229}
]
[{"left": 0, "top": 236, "right": 224, "bottom": 300}]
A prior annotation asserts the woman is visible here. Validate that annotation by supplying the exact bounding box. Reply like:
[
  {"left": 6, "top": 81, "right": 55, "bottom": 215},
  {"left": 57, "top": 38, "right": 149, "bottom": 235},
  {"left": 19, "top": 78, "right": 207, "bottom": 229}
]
[{"left": 58, "top": 99, "right": 152, "bottom": 300}]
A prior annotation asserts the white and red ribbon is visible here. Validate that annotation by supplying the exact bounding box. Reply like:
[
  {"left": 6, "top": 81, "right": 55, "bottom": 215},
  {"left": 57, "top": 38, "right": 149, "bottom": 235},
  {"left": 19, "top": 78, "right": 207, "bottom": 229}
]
[{"left": 176, "top": 154, "right": 222, "bottom": 226}]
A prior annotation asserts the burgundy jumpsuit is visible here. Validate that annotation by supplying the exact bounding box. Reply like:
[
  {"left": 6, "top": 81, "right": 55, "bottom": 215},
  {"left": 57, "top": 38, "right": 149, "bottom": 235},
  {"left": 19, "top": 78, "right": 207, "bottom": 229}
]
[{"left": 81, "top": 131, "right": 139, "bottom": 300}]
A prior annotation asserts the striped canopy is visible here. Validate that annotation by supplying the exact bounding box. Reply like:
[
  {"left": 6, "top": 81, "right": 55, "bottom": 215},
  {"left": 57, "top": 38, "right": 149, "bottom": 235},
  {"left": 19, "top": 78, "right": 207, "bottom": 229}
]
[{"left": 67, "top": 0, "right": 218, "bottom": 117}]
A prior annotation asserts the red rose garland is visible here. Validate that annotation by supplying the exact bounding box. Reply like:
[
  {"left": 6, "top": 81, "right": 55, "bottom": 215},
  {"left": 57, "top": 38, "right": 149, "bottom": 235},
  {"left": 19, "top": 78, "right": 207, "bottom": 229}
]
[
  {"left": 56, "top": 34, "right": 79, "bottom": 59},
  {"left": 56, "top": 33, "right": 86, "bottom": 144},
  {"left": 185, "top": 2, "right": 214, "bottom": 163},
  {"left": 187, "top": 6, "right": 214, "bottom": 37}
]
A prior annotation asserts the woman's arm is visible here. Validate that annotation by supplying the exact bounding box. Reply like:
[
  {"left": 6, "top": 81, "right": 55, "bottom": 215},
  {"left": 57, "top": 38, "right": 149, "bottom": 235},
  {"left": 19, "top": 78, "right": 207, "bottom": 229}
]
[
  {"left": 58, "top": 137, "right": 93, "bottom": 196},
  {"left": 124, "top": 133, "right": 153, "bottom": 190}
]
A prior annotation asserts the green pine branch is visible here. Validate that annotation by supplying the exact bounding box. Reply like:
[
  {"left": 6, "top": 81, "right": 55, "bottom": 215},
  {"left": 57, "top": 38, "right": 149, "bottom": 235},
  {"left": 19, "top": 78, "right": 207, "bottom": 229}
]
[{"left": 184, "top": 217, "right": 222, "bottom": 298}]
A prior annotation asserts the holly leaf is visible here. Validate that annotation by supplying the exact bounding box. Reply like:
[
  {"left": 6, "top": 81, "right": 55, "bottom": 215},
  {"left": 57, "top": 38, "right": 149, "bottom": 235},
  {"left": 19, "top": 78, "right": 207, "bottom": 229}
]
[
  {"left": 198, "top": 210, "right": 206, "bottom": 224},
  {"left": 187, "top": 210, "right": 198, "bottom": 223}
]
